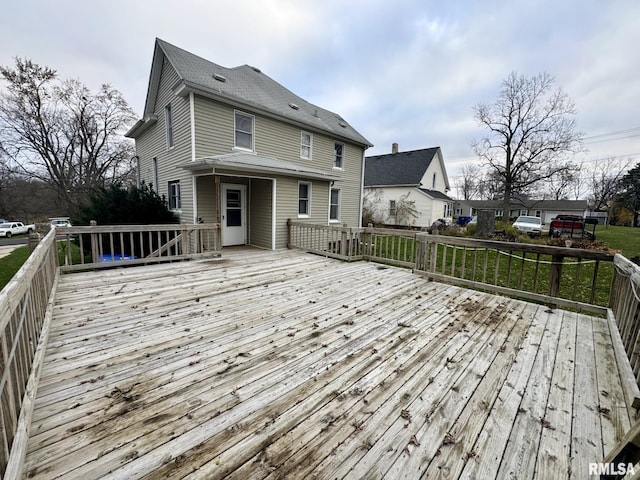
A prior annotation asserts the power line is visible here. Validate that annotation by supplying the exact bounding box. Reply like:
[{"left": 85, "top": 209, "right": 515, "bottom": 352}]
[{"left": 582, "top": 127, "right": 640, "bottom": 141}]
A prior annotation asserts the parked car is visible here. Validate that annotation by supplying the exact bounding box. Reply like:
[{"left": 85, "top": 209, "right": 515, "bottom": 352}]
[
  {"left": 512, "top": 216, "right": 542, "bottom": 236},
  {"left": 50, "top": 218, "right": 72, "bottom": 228},
  {"left": 0, "top": 221, "right": 36, "bottom": 238}
]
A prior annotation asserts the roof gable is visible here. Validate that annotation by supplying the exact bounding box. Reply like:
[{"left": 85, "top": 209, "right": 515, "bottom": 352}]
[
  {"left": 364, "top": 147, "right": 444, "bottom": 187},
  {"left": 133, "top": 38, "right": 371, "bottom": 146}
]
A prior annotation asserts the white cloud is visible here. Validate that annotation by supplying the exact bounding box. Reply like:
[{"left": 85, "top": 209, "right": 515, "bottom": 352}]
[{"left": 1, "top": 0, "right": 638, "bottom": 178}]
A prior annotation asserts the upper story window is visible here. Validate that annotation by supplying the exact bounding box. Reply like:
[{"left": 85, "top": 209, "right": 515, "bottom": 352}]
[
  {"left": 235, "top": 111, "right": 254, "bottom": 150},
  {"left": 334, "top": 143, "right": 344, "bottom": 169},
  {"left": 432, "top": 172, "right": 437, "bottom": 189},
  {"left": 168, "top": 180, "right": 181, "bottom": 210},
  {"left": 389, "top": 200, "right": 397, "bottom": 216},
  {"left": 298, "top": 182, "right": 310, "bottom": 216},
  {"left": 301, "top": 131, "right": 312, "bottom": 159},
  {"left": 165, "top": 104, "right": 174, "bottom": 148}
]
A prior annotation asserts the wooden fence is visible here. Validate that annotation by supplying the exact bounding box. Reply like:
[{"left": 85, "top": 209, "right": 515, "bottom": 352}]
[
  {"left": 56, "top": 223, "right": 222, "bottom": 272},
  {"left": 0, "top": 229, "right": 59, "bottom": 477}
]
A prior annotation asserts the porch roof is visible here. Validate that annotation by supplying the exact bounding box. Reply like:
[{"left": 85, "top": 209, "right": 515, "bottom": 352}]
[{"left": 179, "top": 152, "right": 343, "bottom": 182}]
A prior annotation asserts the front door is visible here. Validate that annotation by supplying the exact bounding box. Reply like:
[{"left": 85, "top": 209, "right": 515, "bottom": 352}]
[{"left": 221, "top": 184, "right": 246, "bottom": 246}]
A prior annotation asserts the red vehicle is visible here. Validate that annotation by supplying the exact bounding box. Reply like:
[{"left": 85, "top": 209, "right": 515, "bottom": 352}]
[{"left": 549, "top": 215, "right": 596, "bottom": 239}]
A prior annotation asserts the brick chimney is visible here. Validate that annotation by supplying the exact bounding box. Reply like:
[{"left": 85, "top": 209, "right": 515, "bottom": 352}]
[{"left": 392, "top": 143, "right": 398, "bottom": 154}]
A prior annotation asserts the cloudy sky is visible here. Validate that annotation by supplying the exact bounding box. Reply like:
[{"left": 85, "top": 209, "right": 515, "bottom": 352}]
[{"left": 1, "top": 0, "right": 639, "bottom": 185}]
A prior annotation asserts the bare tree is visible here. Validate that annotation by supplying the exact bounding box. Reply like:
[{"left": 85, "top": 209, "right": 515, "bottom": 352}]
[
  {"left": 362, "top": 188, "right": 386, "bottom": 226},
  {"left": 588, "top": 157, "right": 631, "bottom": 211},
  {"left": 0, "top": 58, "right": 136, "bottom": 214},
  {"left": 542, "top": 165, "right": 580, "bottom": 200},
  {"left": 472, "top": 72, "right": 582, "bottom": 220},
  {"left": 476, "top": 170, "right": 505, "bottom": 200},
  {"left": 395, "top": 192, "right": 419, "bottom": 226},
  {"left": 455, "top": 164, "right": 483, "bottom": 200}
]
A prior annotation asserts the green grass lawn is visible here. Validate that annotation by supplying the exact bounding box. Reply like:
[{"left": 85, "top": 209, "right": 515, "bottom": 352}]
[
  {"left": 0, "top": 246, "right": 31, "bottom": 291},
  {"left": 596, "top": 225, "right": 640, "bottom": 258}
]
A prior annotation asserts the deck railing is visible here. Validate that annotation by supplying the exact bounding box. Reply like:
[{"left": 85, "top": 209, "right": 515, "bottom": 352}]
[
  {"left": 610, "top": 255, "right": 640, "bottom": 388},
  {"left": 287, "top": 222, "right": 615, "bottom": 315},
  {"left": 0, "top": 223, "right": 222, "bottom": 477},
  {"left": 414, "top": 233, "right": 614, "bottom": 315},
  {"left": 56, "top": 223, "right": 222, "bottom": 272},
  {"left": 287, "top": 220, "right": 419, "bottom": 268},
  {"left": 0, "top": 229, "right": 59, "bottom": 477}
]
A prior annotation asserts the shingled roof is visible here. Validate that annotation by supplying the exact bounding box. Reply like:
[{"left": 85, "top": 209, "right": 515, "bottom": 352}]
[
  {"left": 364, "top": 147, "right": 442, "bottom": 186},
  {"left": 129, "top": 38, "right": 371, "bottom": 147}
]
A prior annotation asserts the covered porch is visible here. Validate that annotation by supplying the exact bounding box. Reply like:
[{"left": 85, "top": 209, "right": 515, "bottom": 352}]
[{"left": 184, "top": 153, "right": 344, "bottom": 250}]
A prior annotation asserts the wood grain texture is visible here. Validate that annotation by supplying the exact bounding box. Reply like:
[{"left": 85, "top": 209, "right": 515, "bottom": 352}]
[{"left": 20, "top": 249, "right": 634, "bottom": 479}]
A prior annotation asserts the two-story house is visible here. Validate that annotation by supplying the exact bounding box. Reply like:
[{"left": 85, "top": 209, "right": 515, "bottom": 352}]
[
  {"left": 126, "top": 39, "right": 371, "bottom": 249},
  {"left": 364, "top": 145, "right": 454, "bottom": 227}
]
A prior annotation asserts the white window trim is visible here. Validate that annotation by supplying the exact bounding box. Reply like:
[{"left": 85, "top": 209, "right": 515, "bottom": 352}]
[
  {"left": 333, "top": 142, "right": 344, "bottom": 170},
  {"left": 329, "top": 187, "right": 341, "bottom": 223},
  {"left": 234, "top": 110, "right": 255, "bottom": 152},
  {"left": 389, "top": 200, "right": 397, "bottom": 217},
  {"left": 300, "top": 131, "right": 313, "bottom": 160},
  {"left": 168, "top": 180, "right": 181, "bottom": 212},
  {"left": 165, "top": 104, "right": 174, "bottom": 150},
  {"left": 298, "top": 181, "right": 311, "bottom": 218},
  {"left": 152, "top": 157, "right": 158, "bottom": 192}
]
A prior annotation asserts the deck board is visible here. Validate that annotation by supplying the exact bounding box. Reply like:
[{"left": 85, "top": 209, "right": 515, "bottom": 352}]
[{"left": 21, "top": 249, "right": 635, "bottom": 479}]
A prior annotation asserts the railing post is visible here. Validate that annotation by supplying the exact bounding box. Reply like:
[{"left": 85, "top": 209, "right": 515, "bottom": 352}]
[
  {"left": 340, "top": 228, "right": 347, "bottom": 258},
  {"left": 287, "top": 218, "right": 292, "bottom": 249},
  {"left": 90, "top": 220, "right": 98, "bottom": 264},
  {"left": 549, "top": 254, "right": 564, "bottom": 299}
]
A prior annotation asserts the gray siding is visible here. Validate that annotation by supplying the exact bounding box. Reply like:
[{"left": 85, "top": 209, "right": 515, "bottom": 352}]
[
  {"left": 135, "top": 59, "right": 194, "bottom": 223},
  {"left": 193, "top": 95, "right": 365, "bottom": 235},
  {"left": 249, "top": 178, "right": 273, "bottom": 249},
  {"left": 134, "top": 59, "right": 366, "bottom": 239},
  {"left": 195, "top": 175, "right": 217, "bottom": 223}
]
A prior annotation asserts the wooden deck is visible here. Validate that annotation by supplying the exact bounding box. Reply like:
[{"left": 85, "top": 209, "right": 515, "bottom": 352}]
[{"left": 22, "top": 249, "right": 634, "bottom": 479}]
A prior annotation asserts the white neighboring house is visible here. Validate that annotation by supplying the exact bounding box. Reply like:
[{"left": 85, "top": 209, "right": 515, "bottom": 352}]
[{"left": 363, "top": 144, "right": 454, "bottom": 227}]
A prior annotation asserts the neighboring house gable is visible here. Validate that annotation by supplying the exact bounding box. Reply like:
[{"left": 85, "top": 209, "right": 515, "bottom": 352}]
[
  {"left": 127, "top": 38, "right": 372, "bottom": 249},
  {"left": 364, "top": 145, "right": 454, "bottom": 227}
]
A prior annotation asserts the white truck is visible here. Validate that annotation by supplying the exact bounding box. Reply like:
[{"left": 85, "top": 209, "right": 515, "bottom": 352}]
[{"left": 0, "top": 221, "right": 36, "bottom": 238}]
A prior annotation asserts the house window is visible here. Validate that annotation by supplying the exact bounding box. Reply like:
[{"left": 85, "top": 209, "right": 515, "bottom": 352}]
[
  {"left": 329, "top": 188, "right": 340, "bottom": 221},
  {"left": 535, "top": 210, "right": 542, "bottom": 217},
  {"left": 455, "top": 208, "right": 463, "bottom": 216},
  {"left": 495, "top": 209, "right": 503, "bottom": 217},
  {"left": 235, "top": 111, "right": 254, "bottom": 150},
  {"left": 165, "top": 104, "right": 174, "bottom": 148},
  {"left": 298, "top": 182, "right": 310, "bottom": 216},
  {"left": 334, "top": 143, "right": 344, "bottom": 169},
  {"left": 443, "top": 204, "right": 452, "bottom": 217},
  {"left": 432, "top": 173, "right": 437, "bottom": 189},
  {"left": 152, "top": 157, "right": 158, "bottom": 192},
  {"left": 168, "top": 180, "right": 181, "bottom": 210},
  {"left": 301, "top": 131, "right": 313, "bottom": 159},
  {"left": 520, "top": 209, "right": 528, "bottom": 216},
  {"left": 389, "top": 200, "right": 397, "bottom": 216}
]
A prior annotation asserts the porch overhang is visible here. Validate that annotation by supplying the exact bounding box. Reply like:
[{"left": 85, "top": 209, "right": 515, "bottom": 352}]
[{"left": 179, "top": 153, "right": 343, "bottom": 182}]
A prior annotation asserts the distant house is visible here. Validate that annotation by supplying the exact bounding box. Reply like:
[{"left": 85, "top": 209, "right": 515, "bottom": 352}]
[
  {"left": 456, "top": 198, "right": 589, "bottom": 224},
  {"left": 364, "top": 145, "right": 454, "bottom": 227},
  {"left": 126, "top": 38, "right": 372, "bottom": 249}
]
